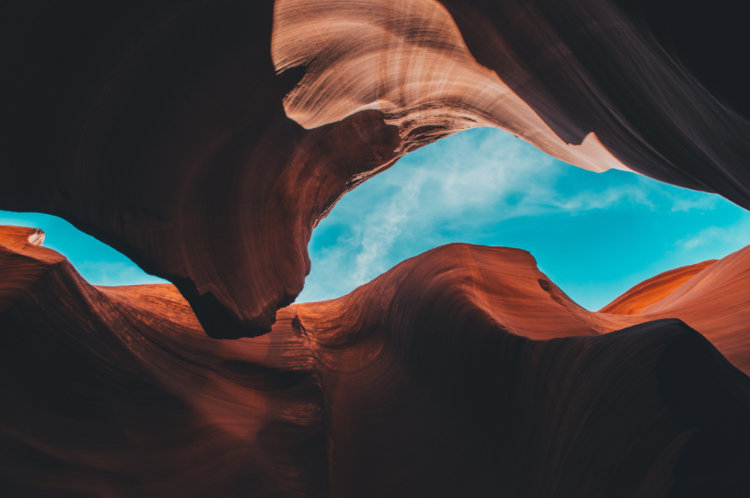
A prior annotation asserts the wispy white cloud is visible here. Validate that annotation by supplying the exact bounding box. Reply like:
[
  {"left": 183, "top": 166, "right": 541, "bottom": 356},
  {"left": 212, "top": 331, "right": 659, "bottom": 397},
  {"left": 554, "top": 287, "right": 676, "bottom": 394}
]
[
  {"left": 351, "top": 171, "right": 427, "bottom": 284},
  {"left": 676, "top": 219, "right": 750, "bottom": 251},
  {"left": 298, "top": 128, "right": 640, "bottom": 302},
  {"left": 548, "top": 185, "right": 654, "bottom": 211},
  {"left": 670, "top": 194, "right": 719, "bottom": 212},
  {"left": 297, "top": 127, "right": 748, "bottom": 304}
]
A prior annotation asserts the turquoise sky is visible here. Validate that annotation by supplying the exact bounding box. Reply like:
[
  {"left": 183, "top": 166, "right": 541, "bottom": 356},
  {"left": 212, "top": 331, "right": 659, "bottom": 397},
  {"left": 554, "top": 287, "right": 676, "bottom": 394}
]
[
  {"left": 0, "top": 211, "right": 168, "bottom": 287},
  {"left": 2, "top": 127, "right": 749, "bottom": 310},
  {"left": 298, "top": 127, "right": 750, "bottom": 309}
]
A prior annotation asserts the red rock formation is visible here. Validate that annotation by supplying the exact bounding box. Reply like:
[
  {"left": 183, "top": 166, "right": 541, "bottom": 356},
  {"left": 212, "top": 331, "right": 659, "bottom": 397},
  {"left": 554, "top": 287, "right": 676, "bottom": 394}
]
[
  {"left": 2, "top": 226, "right": 750, "bottom": 496},
  {"left": 0, "top": 1, "right": 402, "bottom": 339},
  {"left": 598, "top": 247, "right": 750, "bottom": 374},
  {"left": 0, "top": 226, "right": 328, "bottom": 496},
  {"left": 600, "top": 261, "right": 717, "bottom": 315},
  {"left": 2, "top": 1, "right": 750, "bottom": 493},
  {"left": 272, "top": 0, "right": 628, "bottom": 173},
  {"left": 2, "top": 1, "right": 749, "bottom": 337}
]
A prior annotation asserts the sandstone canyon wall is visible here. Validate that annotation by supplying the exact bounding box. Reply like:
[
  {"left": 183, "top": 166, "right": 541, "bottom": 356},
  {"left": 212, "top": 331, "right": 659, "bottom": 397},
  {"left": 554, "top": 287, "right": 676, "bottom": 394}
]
[
  {"left": 2, "top": 0, "right": 749, "bottom": 337},
  {"left": 2, "top": 226, "right": 750, "bottom": 496},
  {"left": 2, "top": 0, "right": 750, "bottom": 496}
]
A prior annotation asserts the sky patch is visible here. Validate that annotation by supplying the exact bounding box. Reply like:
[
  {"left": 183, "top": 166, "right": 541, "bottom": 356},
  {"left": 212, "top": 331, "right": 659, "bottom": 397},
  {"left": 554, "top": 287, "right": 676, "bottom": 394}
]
[{"left": 2, "top": 127, "right": 749, "bottom": 310}]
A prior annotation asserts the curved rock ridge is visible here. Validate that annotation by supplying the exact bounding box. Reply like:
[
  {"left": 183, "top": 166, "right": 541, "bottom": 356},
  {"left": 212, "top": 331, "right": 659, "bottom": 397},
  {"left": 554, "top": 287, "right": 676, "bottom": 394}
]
[
  {"left": 272, "top": 0, "right": 628, "bottom": 173},
  {"left": 273, "top": 0, "right": 750, "bottom": 201},
  {"left": 2, "top": 1, "right": 750, "bottom": 337},
  {"left": 0, "top": 225, "right": 329, "bottom": 496},
  {"left": 0, "top": 0, "right": 407, "bottom": 338},
  {"left": 295, "top": 243, "right": 750, "bottom": 376},
  {"left": 2, "top": 226, "right": 750, "bottom": 496},
  {"left": 438, "top": 0, "right": 750, "bottom": 204},
  {"left": 598, "top": 246, "right": 750, "bottom": 374},
  {"left": 600, "top": 260, "right": 717, "bottom": 315},
  {"left": 295, "top": 244, "right": 602, "bottom": 344}
]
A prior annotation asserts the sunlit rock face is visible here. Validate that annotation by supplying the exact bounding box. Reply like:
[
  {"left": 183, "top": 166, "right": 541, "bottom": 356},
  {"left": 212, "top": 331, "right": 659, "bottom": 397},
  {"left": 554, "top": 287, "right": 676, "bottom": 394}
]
[
  {"left": 599, "top": 248, "right": 750, "bottom": 374},
  {"left": 2, "top": 226, "right": 750, "bottom": 497},
  {"left": 272, "top": 0, "right": 627, "bottom": 173},
  {"left": 0, "top": 1, "right": 400, "bottom": 338},
  {"left": 2, "top": 1, "right": 750, "bottom": 494},
  {"left": 0, "top": 227, "right": 328, "bottom": 497},
  {"left": 2, "top": 1, "right": 749, "bottom": 337}
]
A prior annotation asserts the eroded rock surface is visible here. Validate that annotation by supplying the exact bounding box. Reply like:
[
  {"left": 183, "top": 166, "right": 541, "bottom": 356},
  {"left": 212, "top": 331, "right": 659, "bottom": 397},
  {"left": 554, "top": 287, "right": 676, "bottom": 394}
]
[
  {"left": 2, "top": 226, "right": 749, "bottom": 497},
  {"left": 2, "top": 1, "right": 749, "bottom": 336}
]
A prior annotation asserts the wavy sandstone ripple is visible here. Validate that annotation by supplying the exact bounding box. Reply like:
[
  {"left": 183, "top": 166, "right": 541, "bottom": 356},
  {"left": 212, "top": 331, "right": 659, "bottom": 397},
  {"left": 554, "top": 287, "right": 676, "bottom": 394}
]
[
  {"left": 2, "top": 226, "right": 749, "bottom": 497},
  {"left": 2, "top": 1, "right": 749, "bottom": 337}
]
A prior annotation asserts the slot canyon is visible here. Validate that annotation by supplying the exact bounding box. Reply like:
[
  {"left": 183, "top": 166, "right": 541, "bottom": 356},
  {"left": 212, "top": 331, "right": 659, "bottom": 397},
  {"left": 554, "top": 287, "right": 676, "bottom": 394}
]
[{"left": 1, "top": 1, "right": 750, "bottom": 496}]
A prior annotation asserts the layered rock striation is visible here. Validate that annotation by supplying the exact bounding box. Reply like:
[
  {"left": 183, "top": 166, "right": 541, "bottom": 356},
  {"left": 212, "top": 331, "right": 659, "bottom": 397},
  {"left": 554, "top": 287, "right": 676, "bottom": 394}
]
[
  {"left": 2, "top": 1, "right": 749, "bottom": 337},
  {"left": 2, "top": 226, "right": 749, "bottom": 497},
  {"left": 3, "top": 1, "right": 749, "bottom": 494}
]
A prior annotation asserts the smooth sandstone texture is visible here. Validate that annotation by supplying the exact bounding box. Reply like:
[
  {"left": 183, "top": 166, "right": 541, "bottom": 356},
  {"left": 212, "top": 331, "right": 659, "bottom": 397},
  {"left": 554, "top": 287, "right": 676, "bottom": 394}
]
[
  {"left": 1, "top": 1, "right": 400, "bottom": 338},
  {"left": 2, "top": 1, "right": 749, "bottom": 337},
  {"left": 272, "top": 0, "right": 629, "bottom": 173},
  {"left": 2, "top": 226, "right": 750, "bottom": 497},
  {"left": 0, "top": 227, "right": 328, "bottom": 497},
  {"left": 599, "top": 248, "right": 750, "bottom": 374},
  {"left": 600, "top": 261, "right": 718, "bottom": 315}
]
